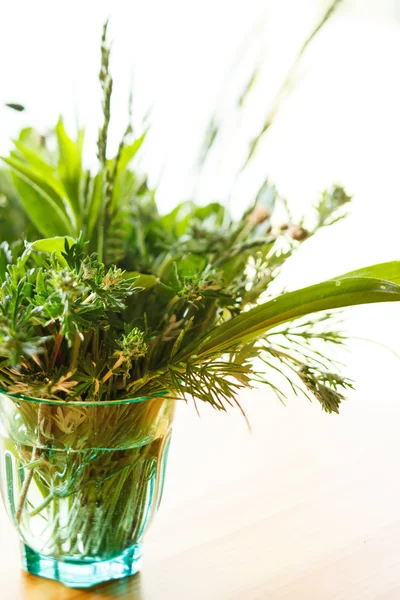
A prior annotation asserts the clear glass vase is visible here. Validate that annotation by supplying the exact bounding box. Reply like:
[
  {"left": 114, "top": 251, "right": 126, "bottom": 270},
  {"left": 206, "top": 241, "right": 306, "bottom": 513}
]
[{"left": 0, "top": 390, "right": 174, "bottom": 588}]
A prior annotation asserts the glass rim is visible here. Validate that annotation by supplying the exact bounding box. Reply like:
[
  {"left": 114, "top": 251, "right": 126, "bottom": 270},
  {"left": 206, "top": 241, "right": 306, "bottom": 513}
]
[{"left": 0, "top": 386, "right": 169, "bottom": 407}]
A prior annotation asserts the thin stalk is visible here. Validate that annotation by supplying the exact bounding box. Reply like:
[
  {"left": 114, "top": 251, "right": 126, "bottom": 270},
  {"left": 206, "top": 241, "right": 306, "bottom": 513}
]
[
  {"left": 94, "top": 467, "right": 132, "bottom": 552},
  {"left": 50, "top": 333, "right": 64, "bottom": 369},
  {"left": 242, "top": 0, "right": 344, "bottom": 170},
  {"left": 96, "top": 20, "right": 113, "bottom": 263},
  {"left": 70, "top": 333, "right": 82, "bottom": 371},
  {"left": 16, "top": 402, "right": 47, "bottom": 523},
  {"left": 102, "top": 354, "right": 125, "bottom": 384},
  {"left": 28, "top": 492, "right": 55, "bottom": 517},
  {"left": 31, "top": 354, "right": 44, "bottom": 370},
  {"left": 15, "top": 449, "right": 36, "bottom": 523}
]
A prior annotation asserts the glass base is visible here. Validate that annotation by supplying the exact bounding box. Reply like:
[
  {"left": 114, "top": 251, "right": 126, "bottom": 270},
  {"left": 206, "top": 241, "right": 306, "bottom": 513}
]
[{"left": 21, "top": 543, "right": 143, "bottom": 588}]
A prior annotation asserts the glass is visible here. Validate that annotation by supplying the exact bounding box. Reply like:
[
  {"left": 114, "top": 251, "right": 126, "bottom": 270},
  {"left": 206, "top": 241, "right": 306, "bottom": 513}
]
[{"left": 0, "top": 390, "right": 174, "bottom": 588}]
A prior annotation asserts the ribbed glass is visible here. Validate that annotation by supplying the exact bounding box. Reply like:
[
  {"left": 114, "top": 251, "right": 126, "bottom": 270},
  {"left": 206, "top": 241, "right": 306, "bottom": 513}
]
[{"left": 0, "top": 391, "right": 174, "bottom": 588}]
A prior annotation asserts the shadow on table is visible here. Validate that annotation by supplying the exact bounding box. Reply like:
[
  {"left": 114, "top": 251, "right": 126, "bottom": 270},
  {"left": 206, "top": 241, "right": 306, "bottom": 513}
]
[{"left": 20, "top": 572, "right": 144, "bottom": 600}]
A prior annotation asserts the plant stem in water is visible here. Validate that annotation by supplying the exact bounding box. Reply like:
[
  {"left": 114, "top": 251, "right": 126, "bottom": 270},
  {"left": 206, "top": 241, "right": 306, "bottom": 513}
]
[{"left": 15, "top": 403, "right": 47, "bottom": 523}]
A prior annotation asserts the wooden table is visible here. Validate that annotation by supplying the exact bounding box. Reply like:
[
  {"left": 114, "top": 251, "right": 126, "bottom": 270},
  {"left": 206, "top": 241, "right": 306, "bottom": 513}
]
[{"left": 1, "top": 342, "right": 400, "bottom": 599}]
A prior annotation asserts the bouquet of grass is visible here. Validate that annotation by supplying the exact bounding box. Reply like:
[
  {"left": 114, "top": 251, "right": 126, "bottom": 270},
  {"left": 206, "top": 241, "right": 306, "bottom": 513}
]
[{"left": 0, "top": 22, "right": 399, "bottom": 588}]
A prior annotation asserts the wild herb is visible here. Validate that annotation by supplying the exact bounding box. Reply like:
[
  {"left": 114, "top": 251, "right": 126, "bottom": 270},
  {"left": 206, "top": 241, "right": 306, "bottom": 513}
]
[{"left": 0, "top": 22, "right": 399, "bottom": 417}]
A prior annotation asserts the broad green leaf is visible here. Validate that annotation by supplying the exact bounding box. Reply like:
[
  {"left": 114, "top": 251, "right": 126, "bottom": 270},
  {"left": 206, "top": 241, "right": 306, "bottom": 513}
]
[
  {"left": 337, "top": 261, "right": 400, "bottom": 284},
  {"left": 2, "top": 156, "right": 66, "bottom": 212},
  {"left": 0, "top": 168, "right": 16, "bottom": 198},
  {"left": 16, "top": 128, "right": 52, "bottom": 162},
  {"left": 86, "top": 172, "right": 104, "bottom": 238},
  {"left": 192, "top": 202, "right": 226, "bottom": 225},
  {"left": 12, "top": 141, "right": 63, "bottom": 189},
  {"left": 11, "top": 173, "right": 72, "bottom": 238},
  {"left": 30, "top": 236, "right": 75, "bottom": 255},
  {"left": 123, "top": 272, "right": 159, "bottom": 289},
  {"left": 110, "top": 168, "right": 136, "bottom": 213},
  {"left": 185, "top": 265, "right": 400, "bottom": 359},
  {"left": 156, "top": 201, "right": 195, "bottom": 235},
  {"left": 155, "top": 202, "right": 226, "bottom": 239},
  {"left": 56, "top": 118, "right": 83, "bottom": 222},
  {"left": 117, "top": 133, "right": 145, "bottom": 173}
]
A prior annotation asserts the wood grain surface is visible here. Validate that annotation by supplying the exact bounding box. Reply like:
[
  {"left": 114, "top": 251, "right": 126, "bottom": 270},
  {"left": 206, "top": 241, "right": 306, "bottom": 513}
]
[{"left": 1, "top": 348, "right": 400, "bottom": 600}]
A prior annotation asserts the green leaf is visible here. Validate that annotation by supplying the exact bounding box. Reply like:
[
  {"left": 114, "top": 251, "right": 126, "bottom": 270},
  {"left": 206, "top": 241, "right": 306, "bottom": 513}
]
[
  {"left": 155, "top": 201, "right": 226, "bottom": 238},
  {"left": 186, "top": 264, "right": 400, "bottom": 359},
  {"left": 0, "top": 243, "right": 11, "bottom": 282},
  {"left": 13, "top": 141, "right": 56, "bottom": 179},
  {"left": 156, "top": 201, "right": 195, "bottom": 236},
  {"left": 337, "top": 261, "right": 400, "bottom": 284},
  {"left": 117, "top": 133, "right": 145, "bottom": 173},
  {"left": 30, "top": 236, "right": 75, "bottom": 256},
  {"left": 10, "top": 173, "right": 73, "bottom": 238},
  {"left": 86, "top": 172, "right": 104, "bottom": 239},
  {"left": 122, "top": 272, "right": 159, "bottom": 289},
  {"left": 56, "top": 118, "right": 83, "bottom": 223},
  {"left": 192, "top": 202, "right": 226, "bottom": 225},
  {"left": 2, "top": 156, "right": 66, "bottom": 212},
  {"left": 16, "top": 128, "right": 52, "bottom": 161}
]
